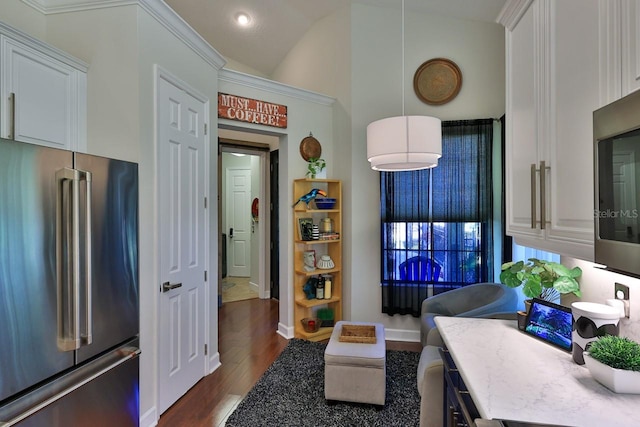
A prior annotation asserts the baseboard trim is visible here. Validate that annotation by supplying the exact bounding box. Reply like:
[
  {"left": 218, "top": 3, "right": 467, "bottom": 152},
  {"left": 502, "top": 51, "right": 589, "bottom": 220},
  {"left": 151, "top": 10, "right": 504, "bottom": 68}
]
[
  {"left": 209, "top": 352, "right": 221, "bottom": 374},
  {"left": 140, "top": 406, "right": 158, "bottom": 427},
  {"left": 384, "top": 328, "right": 421, "bottom": 343},
  {"left": 277, "top": 322, "right": 294, "bottom": 339}
]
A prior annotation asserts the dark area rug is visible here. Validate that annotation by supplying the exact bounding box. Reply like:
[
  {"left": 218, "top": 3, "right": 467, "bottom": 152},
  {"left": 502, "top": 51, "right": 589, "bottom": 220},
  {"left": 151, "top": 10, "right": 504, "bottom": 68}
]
[{"left": 225, "top": 338, "right": 420, "bottom": 427}]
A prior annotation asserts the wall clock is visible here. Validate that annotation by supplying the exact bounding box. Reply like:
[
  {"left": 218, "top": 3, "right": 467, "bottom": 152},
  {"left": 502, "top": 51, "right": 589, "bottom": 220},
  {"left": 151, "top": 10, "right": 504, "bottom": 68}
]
[{"left": 413, "top": 58, "right": 462, "bottom": 105}]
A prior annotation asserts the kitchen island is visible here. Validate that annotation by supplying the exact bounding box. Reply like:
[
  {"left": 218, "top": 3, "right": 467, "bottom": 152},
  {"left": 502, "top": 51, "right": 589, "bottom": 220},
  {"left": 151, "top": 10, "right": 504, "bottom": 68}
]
[{"left": 435, "top": 317, "right": 640, "bottom": 427}]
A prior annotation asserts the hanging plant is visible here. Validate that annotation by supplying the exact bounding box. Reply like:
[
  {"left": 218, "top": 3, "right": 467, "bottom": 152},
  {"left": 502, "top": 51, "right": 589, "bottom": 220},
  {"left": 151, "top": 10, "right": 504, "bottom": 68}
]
[{"left": 306, "top": 157, "right": 326, "bottom": 178}]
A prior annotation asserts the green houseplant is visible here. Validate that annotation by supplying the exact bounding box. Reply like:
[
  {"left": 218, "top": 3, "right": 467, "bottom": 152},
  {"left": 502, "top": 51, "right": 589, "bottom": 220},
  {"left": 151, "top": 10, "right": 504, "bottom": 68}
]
[
  {"left": 588, "top": 335, "right": 640, "bottom": 372},
  {"left": 585, "top": 335, "right": 640, "bottom": 393},
  {"left": 305, "top": 157, "right": 326, "bottom": 179},
  {"left": 500, "top": 258, "right": 582, "bottom": 300}
]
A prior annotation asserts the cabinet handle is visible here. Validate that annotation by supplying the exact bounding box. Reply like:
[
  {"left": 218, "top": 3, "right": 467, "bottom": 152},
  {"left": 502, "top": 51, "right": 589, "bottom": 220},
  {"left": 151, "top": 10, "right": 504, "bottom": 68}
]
[
  {"left": 530, "top": 163, "right": 537, "bottom": 229},
  {"left": 8, "top": 92, "right": 15, "bottom": 140},
  {"left": 539, "top": 160, "right": 547, "bottom": 230}
]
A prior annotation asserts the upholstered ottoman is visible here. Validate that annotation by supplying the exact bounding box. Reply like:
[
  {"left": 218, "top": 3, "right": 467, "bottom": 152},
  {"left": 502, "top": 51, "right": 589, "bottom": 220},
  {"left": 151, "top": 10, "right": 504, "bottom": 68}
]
[{"left": 324, "top": 321, "right": 386, "bottom": 405}]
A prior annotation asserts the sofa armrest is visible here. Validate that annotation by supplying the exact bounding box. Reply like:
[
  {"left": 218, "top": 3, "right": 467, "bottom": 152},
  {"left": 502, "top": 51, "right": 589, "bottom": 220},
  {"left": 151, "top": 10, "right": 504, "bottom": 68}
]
[{"left": 417, "top": 346, "right": 444, "bottom": 427}]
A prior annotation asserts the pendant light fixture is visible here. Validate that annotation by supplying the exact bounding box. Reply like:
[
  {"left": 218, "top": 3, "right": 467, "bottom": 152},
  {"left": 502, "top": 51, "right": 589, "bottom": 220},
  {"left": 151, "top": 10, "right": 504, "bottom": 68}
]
[{"left": 366, "top": 0, "right": 442, "bottom": 171}]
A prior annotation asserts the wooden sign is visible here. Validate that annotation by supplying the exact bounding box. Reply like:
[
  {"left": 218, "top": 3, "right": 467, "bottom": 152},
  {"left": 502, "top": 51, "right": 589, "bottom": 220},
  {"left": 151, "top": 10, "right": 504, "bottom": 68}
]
[{"left": 218, "top": 93, "right": 287, "bottom": 128}]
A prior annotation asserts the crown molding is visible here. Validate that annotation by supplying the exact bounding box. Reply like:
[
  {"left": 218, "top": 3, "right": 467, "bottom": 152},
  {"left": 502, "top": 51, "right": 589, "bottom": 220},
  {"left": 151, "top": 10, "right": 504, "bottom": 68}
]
[
  {"left": 218, "top": 69, "right": 336, "bottom": 107},
  {"left": 496, "top": 0, "right": 534, "bottom": 30},
  {"left": 138, "top": 0, "right": 225, "bottom": 69},
  {"left": 21, "top": 0, "right": 134, "bottom": 14},
  {"left": 20, "top": 0, "right": 226, "bottom": 70}
]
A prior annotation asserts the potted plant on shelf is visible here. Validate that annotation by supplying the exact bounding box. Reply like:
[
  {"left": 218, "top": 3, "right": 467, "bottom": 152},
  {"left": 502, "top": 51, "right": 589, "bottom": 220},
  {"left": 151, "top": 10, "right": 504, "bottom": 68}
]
[
  {"left": 306, "top": 157, "right": 326, "bottom": 179},
  {"left": 500, "top": 258, "right": 582, "bottom": 301},
  {"left": 584, "top": 335, "right": 640, "bottom": 393}
]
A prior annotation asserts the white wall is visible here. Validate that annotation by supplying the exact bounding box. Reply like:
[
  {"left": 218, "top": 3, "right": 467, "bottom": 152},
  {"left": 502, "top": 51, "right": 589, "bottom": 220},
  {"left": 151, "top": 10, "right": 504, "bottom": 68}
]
[
  {"left": 562, "top": 257, "right": 640, "bottom": 343},
  {"left": 0, "top": 0, "right": 46, "bottom": 40},
  {"left": 271, "top": 2, "right": 506, "bottom": 339},
  {"left": 218, "top": 70, "right": 335, "bottom": 338},
  {"left": 46, "top": 6, "right": 140, "bottom": 161}
]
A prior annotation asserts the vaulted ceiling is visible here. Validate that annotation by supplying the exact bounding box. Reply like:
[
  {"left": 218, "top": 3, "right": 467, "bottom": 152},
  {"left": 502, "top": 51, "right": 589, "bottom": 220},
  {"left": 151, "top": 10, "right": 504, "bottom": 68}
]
[{"left": 24, "top": 0, "right": 506, "bottom": 77}]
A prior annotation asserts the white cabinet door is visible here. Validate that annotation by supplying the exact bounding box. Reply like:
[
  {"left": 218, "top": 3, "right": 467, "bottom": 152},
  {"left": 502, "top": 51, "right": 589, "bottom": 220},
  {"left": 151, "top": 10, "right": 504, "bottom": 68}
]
[
  {"left": 505, "top": 2, "right": 542, "bottom": 241},
  {"left": 0, "top": 28, "right": 86, "bottom": 151},
  {"left": 544, "top": 0, "right": 598, "bottom": 260},
  {"left": 505, "top": 0, "right": 598, "bottom": 261},
  {"left": 621, "top": 0, "right": 640, "bottom": 97}
]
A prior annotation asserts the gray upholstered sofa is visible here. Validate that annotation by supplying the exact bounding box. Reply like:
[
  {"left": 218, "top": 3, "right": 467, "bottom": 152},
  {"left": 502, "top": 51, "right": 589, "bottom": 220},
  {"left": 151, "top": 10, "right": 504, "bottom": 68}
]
[{"left": 416, "top": 283, "right": 518, "bottom": 427}]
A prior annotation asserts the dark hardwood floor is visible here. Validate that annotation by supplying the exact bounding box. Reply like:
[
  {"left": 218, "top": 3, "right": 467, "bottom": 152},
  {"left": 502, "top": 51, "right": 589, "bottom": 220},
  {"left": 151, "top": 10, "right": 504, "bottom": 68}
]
[{"left": 157, "top": 298, "right": 422, "bottom": 427}]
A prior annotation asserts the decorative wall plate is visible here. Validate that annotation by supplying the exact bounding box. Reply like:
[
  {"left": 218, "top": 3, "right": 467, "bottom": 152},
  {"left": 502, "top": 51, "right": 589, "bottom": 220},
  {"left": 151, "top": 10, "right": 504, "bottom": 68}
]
[
  {"left": 413, "top": 58, "right": 462, "bottom": 105},
  {"left": 299, "top": 133, "right": 322, "bottom": 161}
]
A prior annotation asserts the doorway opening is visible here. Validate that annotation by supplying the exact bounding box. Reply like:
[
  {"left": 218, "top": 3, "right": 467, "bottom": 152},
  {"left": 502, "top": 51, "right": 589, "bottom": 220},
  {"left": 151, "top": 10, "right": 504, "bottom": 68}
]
[{"left": 218, "top": 132, "right": 278, "bottom": 308}]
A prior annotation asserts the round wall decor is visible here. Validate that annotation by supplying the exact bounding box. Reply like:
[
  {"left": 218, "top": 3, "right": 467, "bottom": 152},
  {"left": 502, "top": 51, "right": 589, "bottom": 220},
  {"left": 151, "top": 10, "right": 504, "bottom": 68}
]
[
  {"left": 413, "top": 58, "right": 462, "bottom": 105},
  {"left": 299, "top": 133, "right": 322, "bottom": 161}
]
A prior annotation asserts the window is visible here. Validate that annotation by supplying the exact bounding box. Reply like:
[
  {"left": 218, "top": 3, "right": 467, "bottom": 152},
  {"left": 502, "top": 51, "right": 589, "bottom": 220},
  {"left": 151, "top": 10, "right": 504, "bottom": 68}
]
[{"left": 380, "top": 119, "right": 495, "bottom": 316}]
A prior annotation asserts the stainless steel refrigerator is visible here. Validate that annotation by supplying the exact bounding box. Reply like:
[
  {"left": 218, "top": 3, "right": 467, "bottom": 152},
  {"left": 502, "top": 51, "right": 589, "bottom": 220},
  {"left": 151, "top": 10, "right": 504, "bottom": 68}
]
[{"left": 0, "top": 137, "right": 140, "bottom": 426}]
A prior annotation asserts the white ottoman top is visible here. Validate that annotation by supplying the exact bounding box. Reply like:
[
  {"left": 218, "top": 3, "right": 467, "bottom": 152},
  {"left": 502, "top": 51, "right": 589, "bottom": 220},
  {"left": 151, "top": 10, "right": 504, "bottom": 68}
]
[{"left": 325, "top": 321, "right": 385, "bottom": 368}]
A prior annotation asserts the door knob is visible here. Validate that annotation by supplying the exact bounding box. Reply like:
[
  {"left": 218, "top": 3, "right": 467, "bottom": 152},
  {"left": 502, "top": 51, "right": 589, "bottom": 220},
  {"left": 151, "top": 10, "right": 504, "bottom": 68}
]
[
  {"left": 229, "top": 227, "right": 234, "bottom": 238},
  {"left": 162, "top": 281, "right": 182, "bottom": 293}
]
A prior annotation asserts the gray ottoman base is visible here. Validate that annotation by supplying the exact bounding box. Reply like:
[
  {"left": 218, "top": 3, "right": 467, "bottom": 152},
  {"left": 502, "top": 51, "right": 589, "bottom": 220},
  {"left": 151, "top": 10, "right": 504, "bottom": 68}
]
[{"left": 324, "top": 321, "right": 386, "bottom": 405}]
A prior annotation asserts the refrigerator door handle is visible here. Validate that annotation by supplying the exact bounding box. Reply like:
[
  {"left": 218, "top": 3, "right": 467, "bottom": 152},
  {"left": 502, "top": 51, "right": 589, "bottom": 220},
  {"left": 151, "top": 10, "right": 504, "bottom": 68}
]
[
  {"left": 78, "top": 169, "right": 93, "bottom": 346},
  {"left": 0, "top": 346, "right": 140, "bottom": 427},
  {"left": 56, "top": 168, "right": 82, "bottom": 352}
]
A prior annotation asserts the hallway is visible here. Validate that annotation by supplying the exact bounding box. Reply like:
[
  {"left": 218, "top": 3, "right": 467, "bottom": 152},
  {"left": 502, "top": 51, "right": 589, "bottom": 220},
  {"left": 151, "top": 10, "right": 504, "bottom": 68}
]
[{"left": 221, "top": 276, "right": 258, "bottom": 303}]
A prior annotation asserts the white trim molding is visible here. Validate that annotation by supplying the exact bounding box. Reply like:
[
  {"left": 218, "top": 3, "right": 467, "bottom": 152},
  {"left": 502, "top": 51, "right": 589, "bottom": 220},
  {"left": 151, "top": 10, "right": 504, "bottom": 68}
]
[
  {"left": 497, "top": 0, "right": 534, "bottom": 30},
  {"left": 219, "top": 69, "right": 336, "bottom": 106},
  {"left": 20, "top": 0, "right": 226, "bottom": 70}
]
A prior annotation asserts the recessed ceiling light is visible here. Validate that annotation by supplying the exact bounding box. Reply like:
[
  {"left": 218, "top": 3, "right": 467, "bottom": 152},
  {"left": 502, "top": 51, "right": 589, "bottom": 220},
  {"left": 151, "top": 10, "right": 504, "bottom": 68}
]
[{"left": 235, "top": 12, "right": 251, "bottom": 27}]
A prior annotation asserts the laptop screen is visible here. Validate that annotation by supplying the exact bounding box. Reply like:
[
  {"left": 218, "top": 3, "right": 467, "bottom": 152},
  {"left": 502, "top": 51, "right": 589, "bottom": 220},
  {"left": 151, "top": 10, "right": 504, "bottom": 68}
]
[{"left": 524, "top": 298, "right": 573, "bottom": 351}]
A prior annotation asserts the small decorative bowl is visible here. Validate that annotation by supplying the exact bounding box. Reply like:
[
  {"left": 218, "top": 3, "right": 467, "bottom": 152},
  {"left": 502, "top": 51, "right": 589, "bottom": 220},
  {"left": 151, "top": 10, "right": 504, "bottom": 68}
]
[
  {"left": 314, "top": 197, "right": 336, "bottom": 209},
  {"left": 317, "top": 255, "right": 335, "bottom": 269},
  {"left": 301, "top": 317, "right": 321, "bottom": 333}
]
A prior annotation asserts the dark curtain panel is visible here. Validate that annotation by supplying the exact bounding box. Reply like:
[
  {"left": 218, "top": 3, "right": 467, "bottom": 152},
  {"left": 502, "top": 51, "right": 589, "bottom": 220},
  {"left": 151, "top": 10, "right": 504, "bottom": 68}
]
[{"left": 380, "top": 119, "right": 494, "bottom": 317}]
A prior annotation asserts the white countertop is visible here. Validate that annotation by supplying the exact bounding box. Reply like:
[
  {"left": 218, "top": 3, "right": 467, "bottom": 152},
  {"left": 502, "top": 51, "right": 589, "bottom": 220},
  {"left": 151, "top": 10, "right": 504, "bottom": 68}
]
[{"left": 435, "top": 317, "right": 640, "bottom": 427}]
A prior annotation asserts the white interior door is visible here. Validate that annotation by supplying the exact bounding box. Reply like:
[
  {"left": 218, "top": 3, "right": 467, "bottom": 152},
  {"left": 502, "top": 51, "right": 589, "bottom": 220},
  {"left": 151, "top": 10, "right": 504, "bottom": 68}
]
[
  {"left": 157, "top": 74, "right": 206, "bottom": 414},
  {"left": 226, "top": 168, "right": 251, "bottom": 277}
]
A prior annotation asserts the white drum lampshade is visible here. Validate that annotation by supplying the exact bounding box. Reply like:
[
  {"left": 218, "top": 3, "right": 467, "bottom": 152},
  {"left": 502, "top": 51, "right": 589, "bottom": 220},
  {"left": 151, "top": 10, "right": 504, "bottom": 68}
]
[{"left": 366, "top": 115, "right": 442, "bottom": 171}]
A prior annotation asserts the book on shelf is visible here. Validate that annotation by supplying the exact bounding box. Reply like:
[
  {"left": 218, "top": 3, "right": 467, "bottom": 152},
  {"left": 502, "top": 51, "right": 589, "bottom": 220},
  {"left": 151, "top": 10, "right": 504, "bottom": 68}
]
[{"left": 319, "top": 232, "right": 340, "bottom": 240}]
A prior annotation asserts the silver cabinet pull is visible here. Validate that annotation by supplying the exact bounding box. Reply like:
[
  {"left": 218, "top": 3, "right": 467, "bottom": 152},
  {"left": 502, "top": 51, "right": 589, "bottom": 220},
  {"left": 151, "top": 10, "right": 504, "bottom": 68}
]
[
  {"left": 8, "top": 92, "right": 15, "bottom": 140},
  {"left": 531, "top": 161, "right": 550, "bottom": 230},
  {"left": 539, "top": 160, "right": 546, "bottom": 230},
  {"left": 162, "top": 281, "right": 183, "bottom": 292},
  {"left": 530, "top": 163, "right": 537, "bottom": 229}
]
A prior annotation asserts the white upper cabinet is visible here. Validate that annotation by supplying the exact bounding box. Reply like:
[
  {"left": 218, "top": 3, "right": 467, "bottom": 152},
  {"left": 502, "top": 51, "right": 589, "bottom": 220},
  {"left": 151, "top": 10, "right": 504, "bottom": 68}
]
[
  {"left": 503, "top": 0, "right": 600, "bottom": 261},
  {"left": 620, "top": 1, "right": 640, "bottom": 98},
  {"left": 600, "top": 0, "right": 640, "bottom": 104},
  {"left": 0, "top": 22, "right": 87, "bottom": 151},
  {"left": 505, "top": 2, "right": 540, "bottom": 241}
]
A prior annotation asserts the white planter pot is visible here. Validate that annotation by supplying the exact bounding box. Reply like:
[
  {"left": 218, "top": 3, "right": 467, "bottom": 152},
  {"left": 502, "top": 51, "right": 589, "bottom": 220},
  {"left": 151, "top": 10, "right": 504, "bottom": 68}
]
[
  {"left": 571, "top": 302, "right": 621, "bottom": 365},
  {"left": 584, "top": 353, "right": 640, "bottom": 394}
]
